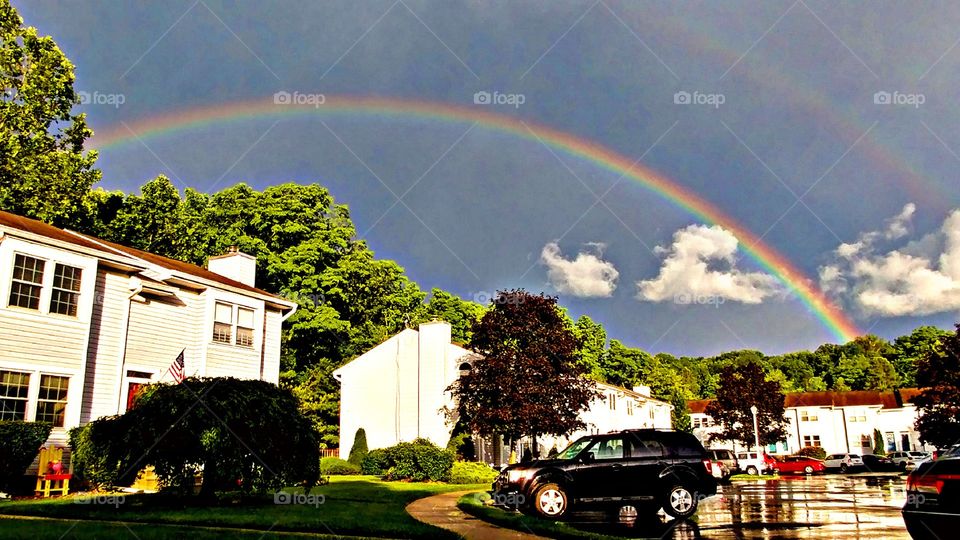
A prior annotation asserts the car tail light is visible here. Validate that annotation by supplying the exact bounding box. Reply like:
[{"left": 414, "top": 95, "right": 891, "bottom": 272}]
[
  {"left": 703, "top": 458, "right": 713, "bottom": 474},
  {"left": 908, "top": 472, "right": 960, "bottom": 494}
]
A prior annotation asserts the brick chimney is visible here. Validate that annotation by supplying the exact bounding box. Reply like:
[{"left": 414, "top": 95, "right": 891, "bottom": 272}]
[{"left": 208, "top": 247, "right": 257, "bottom": 287}]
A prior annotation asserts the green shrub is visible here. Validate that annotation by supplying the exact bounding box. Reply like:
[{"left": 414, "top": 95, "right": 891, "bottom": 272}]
[
  {"left": 347, "top": 428, "right": 368, "bottom": 466},
  {"left": 796, "top": 446, "right": 827, "bottom": 460},
  {"left": 362, "top": 439, "right": 454, "bottom": 481},
  {"left": 361, "top": 448, "right": 389, "bottom": 475},
  {"left": 320, "top": 456, "right": 361, "bottom": 475},
  {"left": 446, "top": 432, "right": 476, "bottom": 461},
  {"left": 0, "top": 421, "right": 52, "bottom": 492},
  {"left": 69, "top": 418, "right": 131, "bottom": 489},
  {"left": 67, "top": 377, "right": 320, "bottom": 497},
  {"left": 449, "top": 461, "right": 498, "bottom": 484}
]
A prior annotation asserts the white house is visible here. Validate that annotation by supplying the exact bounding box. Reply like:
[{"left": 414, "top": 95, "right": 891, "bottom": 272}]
[
  {"left": 688, "top": 388, "right": 933, "bottom": 455},
  {"left": 0, "top": 210, "right": 297, "bottom": 450},
  {"left": 333, "top": 321, "right": 673, "bottom": 462}
]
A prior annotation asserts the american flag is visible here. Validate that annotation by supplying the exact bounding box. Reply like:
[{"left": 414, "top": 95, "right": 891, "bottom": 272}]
[{"left": 167, "top": 349, "right": 185, "bottom": 383}]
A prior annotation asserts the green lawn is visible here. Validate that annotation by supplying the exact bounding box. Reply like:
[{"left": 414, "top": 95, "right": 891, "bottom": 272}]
[{"left": 0, "top": 476, "right": 487, "bottom": 539}]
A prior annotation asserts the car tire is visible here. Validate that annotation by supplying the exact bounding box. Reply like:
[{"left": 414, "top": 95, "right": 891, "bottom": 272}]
[
  {"left": 746, "top": 466, "right": 758, "bottom": 476},
  {"left": 840, "top": 463, "right": 848, "bottom": 473},
  {"left": 804, "top": 465, "right": 814, "bottom": 474},
  {"left": 532, "top": 482, "right": 569, "bottom": 519},
  {"left": 662, "top": 484, "right": 699, "bottom": 520}
]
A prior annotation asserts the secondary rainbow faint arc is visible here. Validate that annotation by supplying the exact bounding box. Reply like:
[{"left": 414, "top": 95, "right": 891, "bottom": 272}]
[{"left": 89, "top": 95, "right": 861, "bottom": 342}]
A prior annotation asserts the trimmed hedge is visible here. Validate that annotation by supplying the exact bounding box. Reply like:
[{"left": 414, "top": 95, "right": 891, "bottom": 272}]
[
  {"left": 449, "top": 461, "right": 498, "bottom": 484},
  {"left": 69, "top": 417, "right": 132, "bottom": 489},
  {"left": 361, "top": 439, "right": 454, "bottom": 481},
  {"left": 0, "top": 421, "right": 52, "bottom": 492},
  {"left": 320, "top": 456, "right": 360, "bottom": 475},
  {"left": 796, "top": 446, "right": 827, "bottom": 460},
  {"left": 347, "top": 428, "right": 368, "bottom": 466}
]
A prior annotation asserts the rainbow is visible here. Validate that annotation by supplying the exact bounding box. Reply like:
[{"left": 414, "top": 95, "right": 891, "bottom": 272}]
[{"left": 89, "top": 96, "right": 861, "bottom": 342}]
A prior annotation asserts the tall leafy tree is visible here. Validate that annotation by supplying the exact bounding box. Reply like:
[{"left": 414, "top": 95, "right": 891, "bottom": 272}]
[
  {"left": 417, "top": 288, "right": 485, "bottom": 344},
  {"left": 449, "top": 290, "right": 598, "bottom": 445},
  {"left": 893, "top": 326, "right": 952, "bottom": 387},
  {"left": 914, "top": 324, "right": 960, "bottom": 449},
  {"left": 573, "top": 315, "right": 606, "bottom": 379},
  {"left": 705, "top": 362, "right": 788, "bottom": 448},
  {"left": 0, "top": 0, "right": 100, "bottom": 226}
]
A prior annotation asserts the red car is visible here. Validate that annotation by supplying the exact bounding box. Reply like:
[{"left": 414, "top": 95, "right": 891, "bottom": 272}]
[{"left": 773, "top": 455, "right": 826, "bottom": 475}]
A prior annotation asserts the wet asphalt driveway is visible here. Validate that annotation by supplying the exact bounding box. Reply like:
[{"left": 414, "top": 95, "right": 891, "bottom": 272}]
[{"left": 570, "top": 473, "right": 913, "bottom": 539}]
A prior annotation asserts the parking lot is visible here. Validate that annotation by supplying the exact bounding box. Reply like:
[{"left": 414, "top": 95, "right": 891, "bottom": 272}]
[{"left": 572, "top": 473, "right": 912, "bottom": 539}]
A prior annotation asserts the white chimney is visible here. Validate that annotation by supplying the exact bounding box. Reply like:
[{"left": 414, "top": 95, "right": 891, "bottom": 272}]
[
  {"left": 633, "top": 385, "right": 651, "bottom": 397},
  {"left": 208, "top": 247, "right": 257, "bottom": 287}
]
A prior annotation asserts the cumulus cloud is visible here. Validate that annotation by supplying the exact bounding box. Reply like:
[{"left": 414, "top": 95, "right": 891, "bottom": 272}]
[
  {"left": 820, "top": 204, "right": 960, "bottom": 316},
  {"left": 540, "top": 242, "right": 619, "bottom": 297},
  {"left": 636, "top": 224, "right": 781, "bottom": 304}
]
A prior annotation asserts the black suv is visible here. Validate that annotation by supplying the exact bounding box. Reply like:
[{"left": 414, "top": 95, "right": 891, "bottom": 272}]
[{"left": 492, "top": 429, "right": 717, "bottom": 520}]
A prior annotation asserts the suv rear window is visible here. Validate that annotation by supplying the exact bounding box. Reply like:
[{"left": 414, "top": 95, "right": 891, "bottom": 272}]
[
  {"left": 658, "top": 432, "right": 706, "bottom": 458},
  {"left": 630, "top": 436, "right": 664, "bottom": 458}
]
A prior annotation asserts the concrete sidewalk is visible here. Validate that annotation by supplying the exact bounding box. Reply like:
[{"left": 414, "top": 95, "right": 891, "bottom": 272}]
[{"left": 405, "top": 490, "right": 550, "bottom": 540}]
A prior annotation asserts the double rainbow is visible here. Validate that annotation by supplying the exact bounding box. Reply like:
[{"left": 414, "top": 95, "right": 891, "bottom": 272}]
[{"left": 90, "top": 95, "right": 861, "bottom": 342}]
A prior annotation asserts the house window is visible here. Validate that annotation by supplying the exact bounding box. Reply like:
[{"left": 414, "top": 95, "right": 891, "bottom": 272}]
[
  {"left": 9, "top": 254, "right": 45, "bottom": 310},
  {"left": 627, "top": 400, "right": 634, "bottom": 416},
  {"left": 860, "top": 434, "right": 872, "bottom": 447},
  {"left": 35, "top": 375, "right": 69, "bottom": 427},
  {"left": 609, "top": 393, "right": 616, "bottom": 411},
  {"left": 50, "top": 264, "right": 82, "bottom": 316},
  {"left": 236, "top": 307, "right": 255, "bottom": 347},
  {"left": 649, "top": 408, "right": 655, "bottom": 419},
  {"left": 800, "top": 411, "right": 818, "bottom": 422},
  {"left": 803, "top": 435, "right": 821, "bottom": 448},
  {"left": 0, "top": 370, "right": 30, "bottom": 421},
  {"left": 213, "top": 302, "right": 233, "bottom": 343}
]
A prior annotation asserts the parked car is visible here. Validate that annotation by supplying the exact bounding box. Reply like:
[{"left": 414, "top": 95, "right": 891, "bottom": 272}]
[
  {"left": 902, "top": 452, "right": 960, "bottom": 539},
  {"left": 735, "top": 451, "right": 776, "bottom": 475},
  {"left": 934, "top": 445, "right": 960, "bottom": 460},
  {"left": 824, "top": 453, "right": 864, "bottom": 472},
  {"left": 861, "top": 454, "right": 901, "bottom": 472},
  {"left": 706, "top": 448, "right": 737, "bottom": 479},
  {"left": 492, "top": 429, "right": 718, "bottom": 520},
  {"left": 772, "top": 455, "right": 825, "bottom": 475},
  {"left": 889, "top": 451, "right": 928, "bottom": 470}
]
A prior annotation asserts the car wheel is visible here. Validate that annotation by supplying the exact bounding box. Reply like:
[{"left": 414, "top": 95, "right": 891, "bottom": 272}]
[
  {"left": 804, "top": 465, "right": 814, "bottom": 474},
  {"left": 746, "top": 466, "right": 758, "bottom": 476},
  {"left": 840, "top": 463, "right": 848, "bottom": 473},
  {"left": 662, "top": 484, "right": 698, "bottom": 519},
  {"left": 532, "top": 482, "right": 569, "bottom": 519}
]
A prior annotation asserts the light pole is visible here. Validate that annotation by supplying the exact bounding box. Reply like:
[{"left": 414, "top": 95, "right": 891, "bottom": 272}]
[{"left": 750, "top": 405, "right": 760, "bottom": 454}]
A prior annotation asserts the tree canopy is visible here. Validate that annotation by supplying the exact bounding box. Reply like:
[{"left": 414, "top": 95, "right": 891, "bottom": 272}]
[{"left": 704, "top": 362, "right": 789, "bottom": 448}]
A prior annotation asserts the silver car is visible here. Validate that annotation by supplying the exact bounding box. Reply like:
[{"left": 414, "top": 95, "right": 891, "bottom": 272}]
[{"left": 824, "top": 453, "right": 864, "bottom": 472}]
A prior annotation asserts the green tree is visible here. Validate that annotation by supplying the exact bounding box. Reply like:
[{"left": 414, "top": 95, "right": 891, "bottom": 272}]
[
  {"left": 573, "top": 315, "right": 606, "bottom": 379},
  {"left": 893, "top": 326, "right": 952, "bottom": 387},
  {"left": 348, "top": 428, "right": 368, "bottom": 466},
  {"left": 864, "top": 356, "right": 899, "bottom": 390},
  {"left": 417, "top": 289, "right": 485, "bottom": 344},
  {"left": 0, "top": 0, "right": 100, "bottom": 226},
  {"left": 705, "top": 362, "right": 788, "bottom": 448},
  {"left": 914, "top": 324, "right": 960, "bottom": 449},
  {"left": 872, "top": 429, "right": 886, "bottom": 456},
  {"left": 449, "top": 290, "right": 599, "bottom": 446},
  {"left": 600, "top": 340, "right": 654, "bottom": 388}
]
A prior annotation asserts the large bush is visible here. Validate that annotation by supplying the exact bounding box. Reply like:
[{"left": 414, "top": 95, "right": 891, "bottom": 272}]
[
  {"left": 0, "top": 421, "right": 52, "bottom": 492},
  {"left": 347, "top": 428, "right": 368, "bottom": 466},
  {"left": 68, "top": 377, "right": 320, "bottom": 496},
  {"left": 796, "top": 446, "right": 827, "bottom": 460},
  {"left": 69, "top": 418, "right": 133, "bottom": 489},
  {"left": 320, "top": 457, "right": 360, "bottom": 475},
  {"left": 449, "top": 461, "right": 498, "bottom": 484},
  {"left": 361, "top": 439, "right": 454, "bottom": 481}
]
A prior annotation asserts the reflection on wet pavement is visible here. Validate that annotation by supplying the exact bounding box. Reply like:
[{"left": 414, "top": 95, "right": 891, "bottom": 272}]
[{"left": 572, "top": 474, "right": 912, "bottom": 539}]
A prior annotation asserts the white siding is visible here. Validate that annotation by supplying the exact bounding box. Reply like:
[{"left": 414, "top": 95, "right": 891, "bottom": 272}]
[
  {"left": 261, "top": 309, "right": 283, "bottom": 383},
  {"left": 81, "top": 269, "right": 131, "bottom": 422},
  {"left": 125, "top": 289, "right": 204, "bottom": 380}
]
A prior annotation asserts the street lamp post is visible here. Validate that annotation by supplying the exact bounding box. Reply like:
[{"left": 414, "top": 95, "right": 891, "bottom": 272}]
[{"left": 750, "top": 405, "right": 760, "bottom": 454}]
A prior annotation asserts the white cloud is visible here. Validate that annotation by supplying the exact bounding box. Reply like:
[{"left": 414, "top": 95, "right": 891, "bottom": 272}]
[
  {"left": 636, "top": 224, "right": 781, "bottom": 304},
  {"left": 819, "top": 205, "right": 960, "bottom": 317},
  {"left": 540, "top": 242, "right": 619, "bottom": 298}
]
